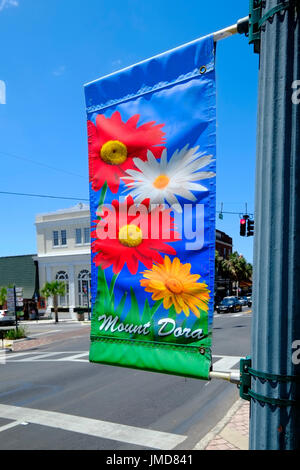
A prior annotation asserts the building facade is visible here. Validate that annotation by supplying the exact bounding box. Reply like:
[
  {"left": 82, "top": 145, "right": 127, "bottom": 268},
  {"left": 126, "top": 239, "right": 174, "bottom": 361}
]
[
  {"left": 0, "top": 254, "right": 40, "bottom": 318},
  {"left": 35, "top": 203, "right": 91, "bottom": 318},
  {"left": 215, "top": 229, "right": 233, "bottom": 259},
  {"left": 215, "top": 229, "right": 233, "bottom": 300}
]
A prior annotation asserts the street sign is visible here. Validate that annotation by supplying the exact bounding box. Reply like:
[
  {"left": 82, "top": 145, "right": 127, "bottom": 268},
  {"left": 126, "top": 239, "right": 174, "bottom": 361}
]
[
  {"left": 6, "top": 287, "right": 19, "bottom": 331},
  {"left": 15, "top": 287, "right": 23, "bottom": 307},
  {"left": 6, "top": 288, "right": 15, "bottom": 315}
]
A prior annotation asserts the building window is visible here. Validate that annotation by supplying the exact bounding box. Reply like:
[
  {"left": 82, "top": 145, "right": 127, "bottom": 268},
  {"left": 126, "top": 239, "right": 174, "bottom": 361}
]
[
  {"left": 53, "top": 231, "right": 59, "bottom": 246},
  {"left": 76, "top": 228, "right": 90, "bottom": 245},
  {"left": 61, "top": 230, "right": 67, "bottom": 246},
  {"left": 55, "top": 271, "right": 69, "bottom": 306},
  {"left": 75, "top": 228, "right": 82, "bottom": 245},
  {"left": 84, "top": 227, "right": 90, "bottom": 244},
  {"left": 78, "top": 270, "right": 91, "bottom": 307},
  {"left": 53, "top": 230, "right": 67, "bottom": 247}
]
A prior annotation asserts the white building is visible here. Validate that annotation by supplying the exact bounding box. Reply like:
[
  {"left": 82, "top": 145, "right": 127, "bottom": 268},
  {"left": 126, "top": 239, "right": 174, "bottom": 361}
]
[{"left": 35, "top": 203, "right": 91, "bottom": 318}]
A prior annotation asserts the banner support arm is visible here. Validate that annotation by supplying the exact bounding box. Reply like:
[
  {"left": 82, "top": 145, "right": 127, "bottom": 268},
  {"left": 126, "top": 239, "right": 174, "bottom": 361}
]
[
  {"left": 213, "top": 16, "right": 249, "bottom": 42},
  {"left": 209, "top": 370, "right": 241, "bottom": 385}
]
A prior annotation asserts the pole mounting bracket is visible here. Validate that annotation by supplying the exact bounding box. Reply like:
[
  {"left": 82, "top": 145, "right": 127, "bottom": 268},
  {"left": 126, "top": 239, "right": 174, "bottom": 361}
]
[
  {"left": 249, "top": 1, "right": 294, "bottom": 54},
  {"left": 240, "top": 356, "right": 299, "bottom": 407}
]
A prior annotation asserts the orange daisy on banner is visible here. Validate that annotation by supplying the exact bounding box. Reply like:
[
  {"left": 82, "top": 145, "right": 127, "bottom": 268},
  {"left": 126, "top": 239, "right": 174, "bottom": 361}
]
[
  {"left": 140, "top": 256, "right": 210, "bottom": 318},
  {"left": 87, "top": 111, "right": 166, "bottom": 193}
]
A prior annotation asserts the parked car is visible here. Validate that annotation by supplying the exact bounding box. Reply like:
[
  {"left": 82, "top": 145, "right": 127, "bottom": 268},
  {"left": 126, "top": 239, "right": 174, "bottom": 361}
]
[
  {"left": 247, "top": 296, "right": 252, "bottom": 307},
  {"left": 239, "top": 296, "right": 248, "bottom": 306},
  {"left": 0, "top": 310, "right": 15, "bottom": 325},
  {"left": 216, "top": 297, "right": 243, "bottom": 313}
]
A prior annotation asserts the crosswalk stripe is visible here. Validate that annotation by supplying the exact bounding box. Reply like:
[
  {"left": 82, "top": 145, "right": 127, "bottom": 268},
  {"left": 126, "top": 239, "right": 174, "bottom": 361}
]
[
  {"left": 213, "top": 356, "right": 241, "bottom": 371},
  {"left": 2, "top": 352, "right": 40, "bottom": 360},
  {"left": 3, "top": 351, "right": 84, "bottom": 361},
  {"left": 0, "top": 404, "right": 186, "bottom": 450},
  {"left": 56, "top": 352, "right": 89, "bottom": 362},
  {"left": 3, "top": 351, "right": 242, "bottom": 371},
  {"left": 0, "top": 421, "right": 21, "bottom": 433},
  {"left": 17, "top": 352, "right": 66, "bottom": 362}
]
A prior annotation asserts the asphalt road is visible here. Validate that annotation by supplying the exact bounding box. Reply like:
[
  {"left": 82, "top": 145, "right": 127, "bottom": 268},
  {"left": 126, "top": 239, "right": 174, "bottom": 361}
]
[{"left": 0, "top": 311, "right": 251, "bottom": 450}]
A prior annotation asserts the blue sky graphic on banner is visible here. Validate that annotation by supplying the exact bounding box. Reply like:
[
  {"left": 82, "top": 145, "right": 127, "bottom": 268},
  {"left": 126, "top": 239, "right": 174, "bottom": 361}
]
[{"left": 85, "top": 35, "right": 216, "bottom": 380}]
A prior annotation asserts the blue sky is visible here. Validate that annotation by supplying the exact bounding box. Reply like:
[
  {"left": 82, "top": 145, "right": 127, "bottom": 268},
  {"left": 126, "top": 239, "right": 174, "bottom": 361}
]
[{"left": 0, "top": 0, "right": 258, "bottom": 262}]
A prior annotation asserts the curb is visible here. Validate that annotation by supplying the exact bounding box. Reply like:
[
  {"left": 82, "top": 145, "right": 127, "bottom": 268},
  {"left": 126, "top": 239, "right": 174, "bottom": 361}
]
[
  {"left": 194, "top": 399, "right": 246, "bottom": 450},
  {"left": 20, "top": 319, "right": 78, "bottom": 325}
]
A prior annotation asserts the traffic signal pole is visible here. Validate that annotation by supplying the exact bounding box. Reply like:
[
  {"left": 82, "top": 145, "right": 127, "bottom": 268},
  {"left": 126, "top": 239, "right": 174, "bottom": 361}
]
[{"left": 250, "top": 0, "right": 300, "bottom": 449}]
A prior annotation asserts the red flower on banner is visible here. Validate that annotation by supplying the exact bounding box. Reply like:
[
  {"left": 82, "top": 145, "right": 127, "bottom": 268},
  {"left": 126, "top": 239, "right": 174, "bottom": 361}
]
[
  {"left": 91, "top": 196, "right": 180, "bottom": 274},
  {"left": 88, "top": 111, "right": 166, "bottom": 193}
]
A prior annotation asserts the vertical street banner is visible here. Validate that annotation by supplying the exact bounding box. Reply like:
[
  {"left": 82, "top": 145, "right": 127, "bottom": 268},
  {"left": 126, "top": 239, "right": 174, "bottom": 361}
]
[{"left": 84, "top": 35, "right": 216, "bottom": 380}]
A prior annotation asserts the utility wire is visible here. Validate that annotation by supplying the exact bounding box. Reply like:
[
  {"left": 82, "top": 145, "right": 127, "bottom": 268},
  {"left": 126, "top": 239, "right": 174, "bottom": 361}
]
[
  {"left": 0, "top": 190, "right": 253, "bottom": 215},
  {"left": 0, "top": 190, "right": 89, "bottom": 202},
  {"left": 0, "top": 150, "right": 87, "bottom": 180}
]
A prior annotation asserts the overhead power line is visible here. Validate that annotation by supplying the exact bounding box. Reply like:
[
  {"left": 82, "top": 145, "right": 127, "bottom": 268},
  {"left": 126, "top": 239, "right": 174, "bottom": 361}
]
[
  {"left": 0, "top": 190, "right": 89, "bottom": 202},
  {"left": 0, "top": 190, "right": 253, "bottom": 216},
  {"left": 0, "top": 150, "right": 87, "bottom": 180}
]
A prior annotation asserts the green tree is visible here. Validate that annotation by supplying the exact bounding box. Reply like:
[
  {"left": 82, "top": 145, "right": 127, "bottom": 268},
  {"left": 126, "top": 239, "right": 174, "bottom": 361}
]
[
  {"left": 222, "top": 251, "right": 252, "bottom": 295},
  {"left": 40, "top": 281, "right": 66, "bottom": 323},
  {"left": 215, "top": 250, "right": 226, "bottom": 277},
  {"left": 0, "top": 287, "right": 7, "bottom": 308}
]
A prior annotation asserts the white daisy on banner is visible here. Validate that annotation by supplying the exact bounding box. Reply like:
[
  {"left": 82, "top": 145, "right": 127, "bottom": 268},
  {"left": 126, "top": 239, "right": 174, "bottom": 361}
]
[{"left": 122, "top": 145, "right": 215, "bottom": 211}]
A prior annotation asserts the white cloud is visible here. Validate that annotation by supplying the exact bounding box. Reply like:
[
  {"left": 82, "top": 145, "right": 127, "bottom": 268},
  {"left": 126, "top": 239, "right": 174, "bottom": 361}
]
[
  {"left": 53, "top": 65, "right": 66, "bottom": 77},
  {"left": 0, "top": 0, "right": 19, "bottom": 12}
]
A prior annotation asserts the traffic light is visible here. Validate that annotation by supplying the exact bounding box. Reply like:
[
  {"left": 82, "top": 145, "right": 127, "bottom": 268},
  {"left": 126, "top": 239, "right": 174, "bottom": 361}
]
[
  {"left": 247, "top": 219, "right": 255, "bottom": 237},
  {"left": 240, "top": 218, "right": 247, "bottom": 236}
]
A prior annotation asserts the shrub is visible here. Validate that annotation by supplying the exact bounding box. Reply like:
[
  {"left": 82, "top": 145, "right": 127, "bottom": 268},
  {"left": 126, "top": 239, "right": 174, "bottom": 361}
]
[{"left": 4, "top": 326, "right": 27, "bottom": 340}]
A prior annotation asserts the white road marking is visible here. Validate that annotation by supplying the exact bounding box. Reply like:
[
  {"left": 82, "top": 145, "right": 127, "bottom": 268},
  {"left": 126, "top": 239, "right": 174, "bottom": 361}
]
[
  {"left": 17, "top": 352, "right": 66, "bottom": 362},
  {"left": 56, "top": 352, "right": 89, "bottom": 362},
  {"left": 3, "top": 352, "right": 42, "bottom": 360},
  {"left": 0, "top": 421, "right": 21, "bottom": 432},
  {"left": 0, "top": 351, "right": 7, "bottom": 365},
  {"left": 3, "top": 351, "right": 243, "bottom": 370},
  {"left": 213, "top": 356, "right": 242, "bottom": 371},
  {"left": 4, "top": 351, "right": 85, "bottom": 362},
  {"left": 0, "top": 404, "right": 186, "bottom": 450}
]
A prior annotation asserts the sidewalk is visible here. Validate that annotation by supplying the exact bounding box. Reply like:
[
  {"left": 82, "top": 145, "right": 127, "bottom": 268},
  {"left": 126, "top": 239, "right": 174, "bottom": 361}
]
[{"left": 195, "top": 399, "right": 250, "bottom": 450}]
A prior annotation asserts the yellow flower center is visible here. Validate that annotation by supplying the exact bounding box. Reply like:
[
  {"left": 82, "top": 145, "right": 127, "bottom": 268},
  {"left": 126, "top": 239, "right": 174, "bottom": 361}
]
[
  {"left": 165, "top": 278, "right": 184, "bottom": 294},
  {"left": 100, "top": 140, "right": 128, "bottom": 165},
  {"left": 118, "top": 224, "right": 143, "bottom": 247},
  {"left": 153, "top": 174, "right": 170, "bottom": 189}
]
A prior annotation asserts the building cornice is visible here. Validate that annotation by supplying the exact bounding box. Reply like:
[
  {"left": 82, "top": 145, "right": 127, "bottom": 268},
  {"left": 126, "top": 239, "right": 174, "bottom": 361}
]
[
  {"left": 36, "top": 251, "right": 91, "bottom": 264},
  {"left": 35, "top": 217, "right": 90, "bottom": 229}
]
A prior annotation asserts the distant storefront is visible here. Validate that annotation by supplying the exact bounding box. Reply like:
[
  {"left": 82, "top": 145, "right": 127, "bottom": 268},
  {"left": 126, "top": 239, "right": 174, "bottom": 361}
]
[{"left": 0, "top": 254, "right": 40, "bottom": 319}]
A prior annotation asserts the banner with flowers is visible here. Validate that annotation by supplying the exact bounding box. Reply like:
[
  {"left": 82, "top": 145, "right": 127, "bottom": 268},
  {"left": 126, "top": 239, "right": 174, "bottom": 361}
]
[{"left": 84, "top": 35, "right": 216, "bottom": 380}]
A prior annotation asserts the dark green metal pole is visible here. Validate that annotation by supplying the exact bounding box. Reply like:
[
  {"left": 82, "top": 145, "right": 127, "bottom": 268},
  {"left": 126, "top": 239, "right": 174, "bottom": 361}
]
[{"left": 250, "top": 0, "right": 300, "bottom": 449}]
